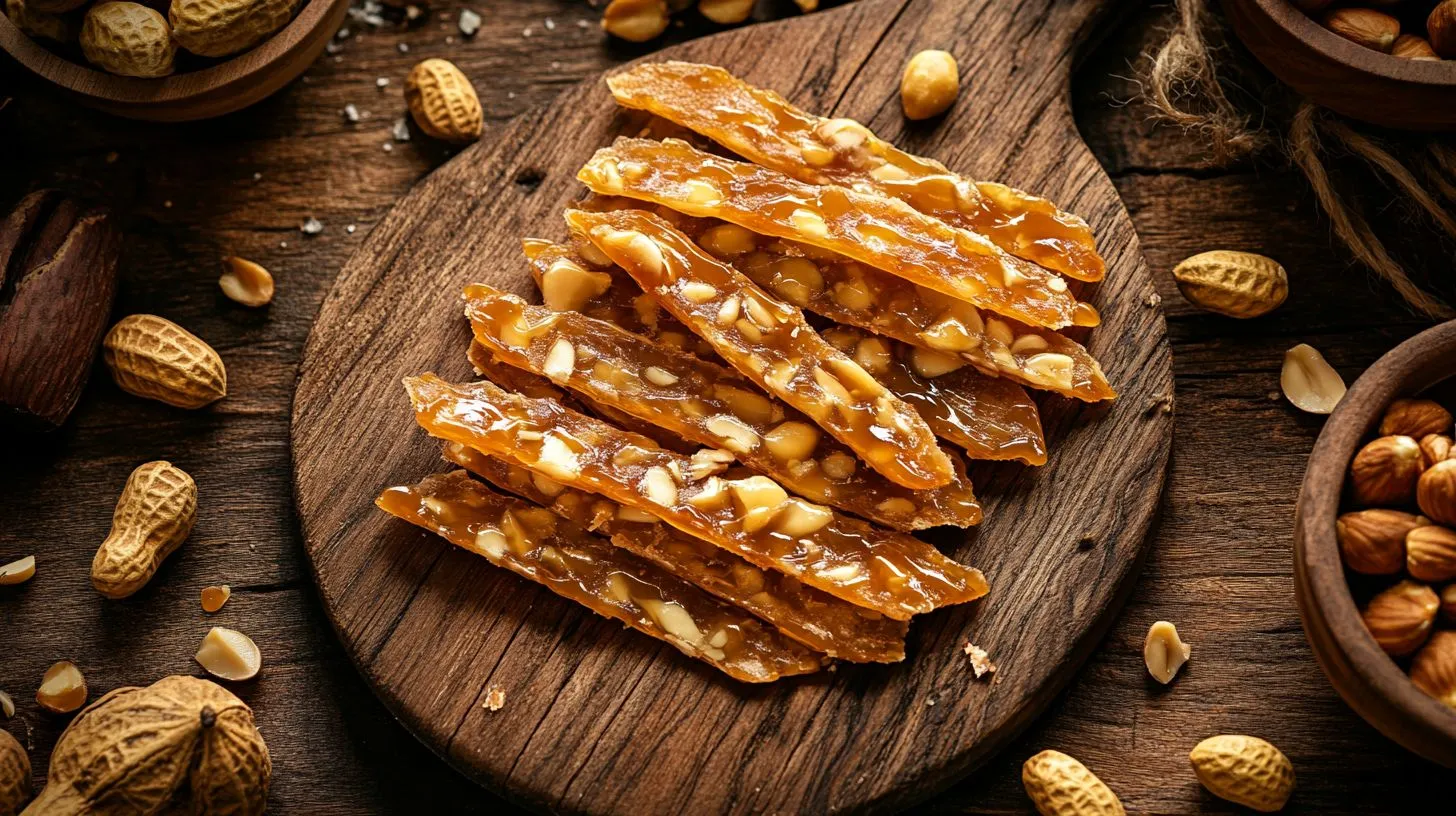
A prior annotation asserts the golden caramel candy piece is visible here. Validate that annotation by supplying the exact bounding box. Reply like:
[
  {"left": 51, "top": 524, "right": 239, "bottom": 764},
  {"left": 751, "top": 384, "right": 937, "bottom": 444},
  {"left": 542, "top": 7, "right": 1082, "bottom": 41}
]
[
  {"left": 605, "top": 62, "right": 1103, "bottom": 282},
  {"left": 577, "top": 138, "right": 1098, "bottom": 330},
  {"left": 567, "top": 207, "right": 953, "bottom": 490},
  {"left": 584, "top": 195, "right": 1113, "bottom": 401},
  {"left": 443, "top": 444, "right": 908, "bottom": 663},
  {"left": 405, "top": 375, "right": 989, "bottom": 619},
  {"left": 465, "top": 285, "right": 981, "bottom": 529},
  {"left": 377, "top": 470, "right": 826, "bottom": 682},
  {"left": 469, "top": 340, "right": 697, "bottom": 455},
  {"left": 820, "top": 325, "right": 1048, "bottom": 466}
]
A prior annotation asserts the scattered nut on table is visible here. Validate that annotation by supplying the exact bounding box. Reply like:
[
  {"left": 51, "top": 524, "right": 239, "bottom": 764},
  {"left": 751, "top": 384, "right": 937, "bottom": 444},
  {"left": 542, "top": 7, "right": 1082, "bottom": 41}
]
[
  {"left": 1189, "top": 734, "right": 1294, "bottom": 813},
  {"left": 1143, "top": 620, "right": 1190, "bottom": 684},
  {"left": 103, "top": 314, "right": 227, "bottom": 409},
  {"left": 1171, "top": 250, "right": 1287, "bottom": 319},
  {"left": 900, "top": 49, "right": 960, "bottom": 120},
  {"left": 196, "top": 626, "right": 263, "bottom": 681},
  {"left": 1021, "top": 749, "right": 1124, "bottom": 816},
  {"left": 92, "top": 460, "right": 197, "bottom": 599},
  {"left": 35, "top": 660, "right": 87, "bottom": 714},
  {"left": 220, "top": 256, "right": 275, "bottom": 307},
  {"left": 1280, "top": 343, "right": 1344, "bottom": 414}
]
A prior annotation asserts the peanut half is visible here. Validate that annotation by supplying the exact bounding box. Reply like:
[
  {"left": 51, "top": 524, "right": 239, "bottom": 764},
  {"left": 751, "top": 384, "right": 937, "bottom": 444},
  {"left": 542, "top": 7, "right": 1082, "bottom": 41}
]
[
  {"left": 1280, "top": 343, "right": 1344, "bottom": 414},
  {"left": 201, "top": 584, "right": 232, "bottom": 613},
  {"left": 1143, "top": 620, "right": 1191, "bottom": 684},
  {"left": 36, "top": 661, "right": 87, "bottom": 714},
  {"left": 219, "top": 257, "right": 275, "bottom": 307},
  {"left": 0, "top": 556, "right": 34, "bottom": 586},
  {"left": 195, "top": 627, "right": 262, "bottom": 681}
]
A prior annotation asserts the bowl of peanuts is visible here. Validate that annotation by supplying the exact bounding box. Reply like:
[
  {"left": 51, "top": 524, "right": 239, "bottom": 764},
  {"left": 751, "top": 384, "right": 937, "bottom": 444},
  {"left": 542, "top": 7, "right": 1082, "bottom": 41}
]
[
  {"left": 1223, "top": 0, "right": 1456, "bottom": 130},
  {"left": 1295, "top": 319, "right": 1456, "bottom": 767},
  {"left": 0, "top": 0, "right": 349, "bottom": 121}
]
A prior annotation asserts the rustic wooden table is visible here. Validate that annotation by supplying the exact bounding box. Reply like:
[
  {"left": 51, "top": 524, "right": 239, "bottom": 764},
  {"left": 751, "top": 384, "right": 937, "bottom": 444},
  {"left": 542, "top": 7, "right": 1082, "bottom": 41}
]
[{"left": 3, "top": 1, "right": 1454, "bottom": 812}]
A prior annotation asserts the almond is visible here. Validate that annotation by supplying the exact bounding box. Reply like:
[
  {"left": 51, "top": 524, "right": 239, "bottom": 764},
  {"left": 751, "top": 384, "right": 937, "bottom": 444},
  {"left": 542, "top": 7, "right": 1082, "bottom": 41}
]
[
  {"left": 1406, "top": 526, "right": 1456, "bottom": 582},
  {"left": 1322, "top": 7, "right": 1400, "bottom": 52},
  {"left": 1350, "top": 435, "right": 1422, "bottom": 506},
  {"left": 1362, "top": 579, "right": 1439, "bottom": 656}
]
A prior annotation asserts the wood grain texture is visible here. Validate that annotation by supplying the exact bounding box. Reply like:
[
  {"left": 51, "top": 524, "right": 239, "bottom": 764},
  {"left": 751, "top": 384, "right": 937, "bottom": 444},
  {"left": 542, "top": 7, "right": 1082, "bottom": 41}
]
[
  {"left": 5, "top": 1, "right": 1456, "bottom": 812},
  {"left": 1295, "top": 322, "right": 1456, "bottom": 767},
  {"left": 1223, "top": 0, "right": 1456, "bottom": 131},
  {"left": 290, "top": 0, "right": 1172, "bottom": 812}
]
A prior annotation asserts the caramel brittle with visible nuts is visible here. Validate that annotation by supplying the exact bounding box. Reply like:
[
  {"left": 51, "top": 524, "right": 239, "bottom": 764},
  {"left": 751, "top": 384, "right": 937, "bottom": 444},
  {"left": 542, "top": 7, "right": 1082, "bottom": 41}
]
[
  {"left": 443, "top": 443, "right": 909, "bottom": 663},
  {"left": 405, "top": 375, "right": 989, "bottom": 619},
  {"left": 377, "top": 470, "right": 825, "bottom": 682},
  {"left": 465, "top": 284, "right": 981, "bottom": 529},
  {"left": 566, "top": 207, "right": 954, "bottom": 490},
  {"left": 576, "top": 138, "right": 1099, "bottom": 330},
  {"left": 819, "top": 325, "right": 1048, "bottom": 466},
  {"left": 606, "top": 62, "right": 1104, "bottom": 282}
]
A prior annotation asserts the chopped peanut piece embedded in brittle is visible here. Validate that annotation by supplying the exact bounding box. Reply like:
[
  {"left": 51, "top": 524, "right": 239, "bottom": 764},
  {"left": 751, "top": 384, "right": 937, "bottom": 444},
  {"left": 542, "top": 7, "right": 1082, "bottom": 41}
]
[
  {"left": 465, "top": 284, "right": 981, "bottom": 529},
  {"left": 576, "top": 138, "right": 1099, "bottom": 330},
  {"left": 582, "top": 195, "right": 1113, "bottom": 401},
  {"left": 405, "top": 375, "right": 988, "bottom": 619},
  {"left": 605, "top": 62, "right": 1104, "bottom": 282},
  {"left": 443, "top": 444, "right": 908, "bottom": 662},
  {"left": 819, "top": 326, "right": 1048, "bottom": 466},
  {"left": 565, "top": 207, "right": 954, "bottom": 490},
  {"left": 377, "top": 470, "right": 826, "bottom": 682},
  {"left": 470, "top": 340, "right": 697, "bottom": 454}
]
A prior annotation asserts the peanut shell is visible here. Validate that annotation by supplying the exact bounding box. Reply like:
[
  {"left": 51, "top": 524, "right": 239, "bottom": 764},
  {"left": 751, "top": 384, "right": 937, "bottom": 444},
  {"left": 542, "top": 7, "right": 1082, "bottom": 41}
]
[
  {"left": 1021, "top": 749, "right": 1124, "bottom": 815},
  {"left": 405, "top": 58, "right": 484, "bottom": 144},
  {"left": 102, "top": 314, "right": 227, "bottom": 408},
  {"left": 1190, "top": 735, "right": 1294, "bottom": 812},
  {"left": 91, "top": 460, "right": 197, "bottom": 599},
  {"left": 0, "top": 728, "right": 28, "bottom": 816},
  {"left": 169, "top": 0, "right": 296, "bottom": 57},
  {"left": 1172, "top": 250, "right": 1287, "bottom": 318},
  {"left": 80, "top": 2, "right": 175, "bottom": 78}
]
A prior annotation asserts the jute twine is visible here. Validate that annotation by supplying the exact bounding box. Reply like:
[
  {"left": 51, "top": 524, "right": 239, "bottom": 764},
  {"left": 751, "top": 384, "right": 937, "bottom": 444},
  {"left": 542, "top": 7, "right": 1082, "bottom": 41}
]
[{"left": 1142, "top": 0, "right": 1456, "bottom": 319}]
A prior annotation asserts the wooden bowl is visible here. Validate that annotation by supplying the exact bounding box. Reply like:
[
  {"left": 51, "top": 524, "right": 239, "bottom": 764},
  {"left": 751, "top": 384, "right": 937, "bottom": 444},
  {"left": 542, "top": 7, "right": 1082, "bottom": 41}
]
[
  {"left": 1223, "top": 0, "right": 1456, "bottom": 131},
  {"left": 0, "top": 0, "right": 349, "bottom": 122},
  {"left": 1294, "top": 320, "right": 1456, "bottom": 768}
]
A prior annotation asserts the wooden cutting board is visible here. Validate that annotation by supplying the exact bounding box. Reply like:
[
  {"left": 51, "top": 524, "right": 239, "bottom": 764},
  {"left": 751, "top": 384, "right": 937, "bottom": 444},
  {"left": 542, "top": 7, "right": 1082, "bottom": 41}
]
[{"left": 291, "top": 0, "right": 1171, "bottom": 812}]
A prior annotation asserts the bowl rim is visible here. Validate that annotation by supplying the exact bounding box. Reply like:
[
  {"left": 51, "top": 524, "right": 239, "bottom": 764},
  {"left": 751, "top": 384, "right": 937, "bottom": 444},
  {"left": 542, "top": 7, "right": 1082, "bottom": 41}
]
[
  {"left": 1252, "top": 0, "right": 1456, "bottom": 89},
  {"left": 0, "top": 0, "right": 345, "bottom": 103},
  {"left": 1296, "top": 319, "right": 1456, "bottom": 761}
]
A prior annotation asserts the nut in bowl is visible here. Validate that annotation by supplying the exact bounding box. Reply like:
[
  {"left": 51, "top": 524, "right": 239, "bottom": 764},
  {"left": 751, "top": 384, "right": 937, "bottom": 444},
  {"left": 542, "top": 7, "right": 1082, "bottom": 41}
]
[
  {"left": 1295, "top": 320, "right": 1456, "bottom": 767},
  {"left": 0, "top": 0, "right": 349, "bottom": 120}
]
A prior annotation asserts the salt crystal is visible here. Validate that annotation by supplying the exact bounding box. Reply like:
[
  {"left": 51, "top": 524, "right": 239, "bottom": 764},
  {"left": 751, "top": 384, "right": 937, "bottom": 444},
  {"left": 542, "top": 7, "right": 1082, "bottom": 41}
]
[
  {"left": 301, "top": 217, "right": 324, "bottom": 235},
  {"left": 383, "top": 143, "right": 394, "bottom": 152},
  {"left": 347, "top": 224, "right": 357, "bottom": 234},
  {"left": 376, "top": 76, "right": 389, "bottom": 89},
  {"left": 397, "top": 42, "right": 409, "bottom": 53},
  {"left": 392, "top": 118, "right": 411, "bottom": 142},
  {"left": 458, "top": 8, "right": 480, "bottom": 36},
  {"left": 342, "top": 103, "right": 360, "bottom": 123},
  {"left": 543, "top": 17, "right": 554, "bottom": 30}
]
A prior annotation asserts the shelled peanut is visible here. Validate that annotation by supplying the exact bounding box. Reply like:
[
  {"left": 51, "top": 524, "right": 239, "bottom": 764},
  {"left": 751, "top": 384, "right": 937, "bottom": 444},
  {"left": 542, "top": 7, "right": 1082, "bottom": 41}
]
[
  {"left": 1337, "top": 396, "right": 1456, "bottom": 708},
  {"left": 5, "top": 0, "right": 301, "bottom": 78},
  {"left": 1299, "top": 2, "right": 1456, "bottom": 60}
]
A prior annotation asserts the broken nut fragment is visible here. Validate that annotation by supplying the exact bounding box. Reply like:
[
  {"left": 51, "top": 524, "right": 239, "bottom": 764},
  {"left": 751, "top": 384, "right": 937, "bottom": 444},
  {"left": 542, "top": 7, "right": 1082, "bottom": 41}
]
[
  {"left": 201, "top": 584, "right": 232, "bottom": 613},
  {"left": 195, "top": 626, "right": 262, "bottom": 681},
  {"left": 0, "top": 690, "right": 13, "bottom": 718},
  {"left": 218, "top": 256, "right": 275, "bottom": 307},
  {"left": 601, "top": 0, "right": 668, "bottom": 42},
  {"left": 1280, "top": 343, "right": 1344, "bottom": 414},
  {"left": 1143, "top": 620, "right": 1191, "bottom": 684},
  {"left": 0, "top": 555, "right": 35, "bottom": 586},
  {"left": 36, "top": 660, "right": 87, "bottom": 713}
]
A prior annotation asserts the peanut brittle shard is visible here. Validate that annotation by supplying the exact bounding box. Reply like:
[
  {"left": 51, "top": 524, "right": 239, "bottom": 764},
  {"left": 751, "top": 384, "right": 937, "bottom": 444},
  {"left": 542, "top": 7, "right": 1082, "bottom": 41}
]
[
  {"left": 404, "top": 374, "right": 988, "bottom": 620},
  {"left": 465, "top": 284, "right": 981, "bottom": 529},
  {"left": 443, "top": 443, "right": 908, "bottom": 663},
  {"left": 565, "top": 207, "right": 954, "bottom": 490},
  {"left": 576, "top": 137, "right": 1099, "bottom": 330},
  {"left": 583, "top": 194, "right": 1114, "bottom": 401},
  {"left": 605, "top": 61, "right": 1104, "bottom": 282},
  {"left": 376, "top": 470, "right": 826, "bottom": 682}
]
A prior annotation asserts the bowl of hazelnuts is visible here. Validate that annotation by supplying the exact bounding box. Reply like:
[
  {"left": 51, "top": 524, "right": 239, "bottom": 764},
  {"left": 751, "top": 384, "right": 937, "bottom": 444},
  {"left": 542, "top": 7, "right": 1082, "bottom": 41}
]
[
  {"left": 1224, "top": 0, "right": 1456, "bottom": 131},
  {"left": 1295, "top": 320, "right": 1456, "bottom": 767}
]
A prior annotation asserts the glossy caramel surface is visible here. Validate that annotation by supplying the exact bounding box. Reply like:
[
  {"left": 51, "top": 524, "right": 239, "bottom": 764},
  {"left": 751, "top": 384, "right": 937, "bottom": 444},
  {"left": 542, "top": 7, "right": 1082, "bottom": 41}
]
[
  {"left": 606, "top": 61, "right": 1104, "bottom": 282},
  {"left": 465, "top": 285, "right": 981, "bottom": 530},
  {"left": 376, "top": 470, "right": 826, "bottom": 682},
  {"left": 566, "top": 207, "right": 954, "bottom": 490},
  {"left": 405, "top": 374, "right": 989, "bottom": 620},
  {"left": 577, "top": 137, "right": 1098, "bottom": 330},
  {"left": 443, "top": 444, "right": 908, "bottom": 663}
]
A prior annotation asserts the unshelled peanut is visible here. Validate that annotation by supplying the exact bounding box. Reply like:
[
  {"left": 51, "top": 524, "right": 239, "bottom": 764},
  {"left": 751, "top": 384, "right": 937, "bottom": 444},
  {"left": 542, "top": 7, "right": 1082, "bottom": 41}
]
[
  {"left": 102, "top": 314, "right": 227, "bottom": 408},
  {"left": 80, "top": 2, "right": 175, "bottom": 78},
  {"left": 169, "top": 0, "right": 295, "bottom": 57},
  {"left": 92, "top": 460, "right": 197, "bottom": 599},
  {"left": 405, "top": 59, "right": 484, "bottom": 144}
]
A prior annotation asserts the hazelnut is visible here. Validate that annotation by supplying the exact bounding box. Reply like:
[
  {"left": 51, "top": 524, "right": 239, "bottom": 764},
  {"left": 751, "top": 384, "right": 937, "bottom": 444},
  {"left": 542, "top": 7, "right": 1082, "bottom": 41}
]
[
  {"left": 1420, "top": 434, "right": 1453, "bottom": 469},
  {"left": 1350, "top": 435, "right": 1423, "bottom": 506},
  {"left": 1407, "top": 526, "right": 1456, "bottom": 582},
  {"left": 1440, "top": 583, "right": 1456, "bottom": 623},
  {"left": 1410, "top": 631, "right": 1456, "bottom": 709},
  {"left": 1418, "top": 459, "right": 1456, "bottom": 524},
  {"left": 1336, "top": 509, "right": 1426, "bottom": 575},
  {"left": 1379, "top": 398, "right": 1452, "bottom": 439},
  {"left": 1362, "top": 580, "right": 1439, "bottom": 656},
  {"left": 1429, "top": 0, "right": 1456, "bottom": 58},
  {"left": 1322, "top": 7, "right": 1400, "bottom": 52}
]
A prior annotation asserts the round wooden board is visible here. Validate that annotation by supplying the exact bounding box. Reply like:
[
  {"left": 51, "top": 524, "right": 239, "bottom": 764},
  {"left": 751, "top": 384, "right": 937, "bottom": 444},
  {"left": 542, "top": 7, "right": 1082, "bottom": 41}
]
[{"left": 291, "top": 1, "right": 1173, "bottom": 812}]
